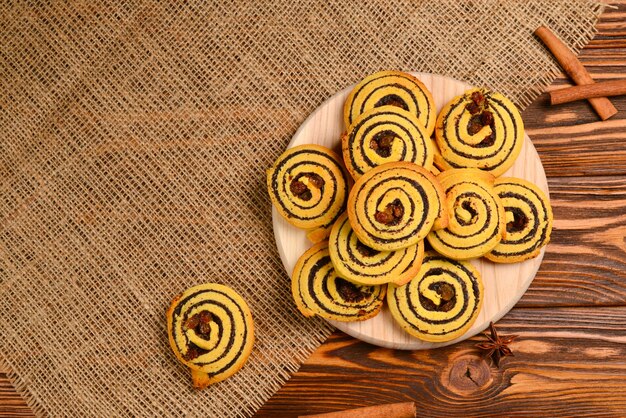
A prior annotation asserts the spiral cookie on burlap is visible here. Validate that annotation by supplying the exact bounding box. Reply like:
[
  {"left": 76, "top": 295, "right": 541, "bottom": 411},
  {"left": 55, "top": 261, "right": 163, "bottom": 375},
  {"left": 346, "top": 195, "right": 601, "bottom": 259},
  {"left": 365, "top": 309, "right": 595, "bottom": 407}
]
[
  {"left": 348, "top": 162, "right": 447, "bottom": 252},
  {"left": 292, "top": 241, "right": 386, "bottom": 321},
  {"left": 435, "top": 88, "right": 524, "bottom": 177},
  {"left": 485, "top": 177, "right": 553, "bottom": 263},
  {"left": 427, "top": 168, "right": 506, "bottom": 260},
  {"left": 387, "top": 251, "right": 483, "bottom": 342},
  {"left": 344, "top": 71, "right": 436, "bottom": 135},
  {"left": 329, "top": 212, "right": 424, "bottom": 286},
  {"left": 166, "top": 283, "right": 254, "bottom": 389},
  {"left": 267, "top": 144, "right": 349, "bottom": 242},
  {"left": 342, "top": 106, "right": 434, "bottom": 180}
]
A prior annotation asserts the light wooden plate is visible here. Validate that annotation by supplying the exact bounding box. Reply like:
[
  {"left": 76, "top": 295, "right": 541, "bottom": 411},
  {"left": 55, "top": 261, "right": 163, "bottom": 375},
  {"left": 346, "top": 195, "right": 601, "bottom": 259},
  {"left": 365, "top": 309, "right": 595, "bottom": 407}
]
[{"left": 272, "top": 73, "right": 548, "bottom": 350}]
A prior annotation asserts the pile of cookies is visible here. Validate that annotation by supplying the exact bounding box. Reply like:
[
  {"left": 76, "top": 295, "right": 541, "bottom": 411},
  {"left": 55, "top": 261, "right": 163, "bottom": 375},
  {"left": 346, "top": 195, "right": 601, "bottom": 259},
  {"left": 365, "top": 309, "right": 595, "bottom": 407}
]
[{"left": 267, "top": 71, "right": 553, "bottom": 343}]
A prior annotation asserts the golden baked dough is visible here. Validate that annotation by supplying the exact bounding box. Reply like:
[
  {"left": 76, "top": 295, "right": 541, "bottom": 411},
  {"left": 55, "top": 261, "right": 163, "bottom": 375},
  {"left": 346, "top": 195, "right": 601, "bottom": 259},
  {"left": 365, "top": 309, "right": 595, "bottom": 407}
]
[
  {"left": 166, "top": 283, "right": 254, "bottom": 389},
  {"left": 427, "top": 168, "right": 506, "bottom": 260},
  {"left": 342, "top": 105, "right": 433, "bottom": 180},
  {"left": 329, "top": 212, "right": 424, "bottom": 286},
  {"left": 485, "top": 177, "right": 553, "bottom": 263},
  {"left": 430, "top": 137, "right": 445, "bottom": 174},
  {"left": 267, "top": 144, "right": 349, "bottom": 242},
  {"left": 344, "top": 70, "right": 436, "bottom": 135},
  {"left": 348, "top": 162, "right": 448, "bottom": 252},
  {"left": 387, "top": 250, "right": 483, "bottom": 342},
  {"left": 292, "top": 241, "right": 386, "bottom": 321},
  {"left": 435, "top": 88, "right": 524, "bottom": 177}
]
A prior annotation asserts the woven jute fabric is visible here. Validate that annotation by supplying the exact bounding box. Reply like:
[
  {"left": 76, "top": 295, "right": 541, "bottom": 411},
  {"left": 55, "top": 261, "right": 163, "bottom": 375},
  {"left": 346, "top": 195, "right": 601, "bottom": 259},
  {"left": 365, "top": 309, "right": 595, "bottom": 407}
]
[{"left": 0, "top": 1, "right": 604, "bottom": 416}]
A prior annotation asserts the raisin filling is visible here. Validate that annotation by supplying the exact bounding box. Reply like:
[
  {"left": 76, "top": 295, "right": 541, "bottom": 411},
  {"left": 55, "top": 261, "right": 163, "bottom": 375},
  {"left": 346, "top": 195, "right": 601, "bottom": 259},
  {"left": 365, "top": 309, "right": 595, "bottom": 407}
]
[
  {"left": 355, "top": 240, "right": 380, "bottom": 257},
  {"left": 375, "top": 94, "right": 409, "bottom": 111},
  {"left": 465, "top": 91, "right": 485, "bottom": 114},
  {"left": 182, "top": 311, "right": 213, "bottom": 361},
  {"left": 374, "top": 199, "right": 404, "bottom": 225},
  {"left": 507, "top": 207, "right": 529, "bottom": 233},
  {"left": 336, "top": 278, "right": 370, "bottom": 303},
  {"left": 419, "top": 282, "right": 456, "bottom": 312},
  {"left": 289, "top": 173, "right": 325, "bottom": 201},
  {"left": 369, "top": 130, "right": 397, "bottom": 158},
  {"left": 465, "top": 91, "right": 495, "bottom": 147},
  {"left": 182, "top": 344, "right": 205, "bottom": 361}
]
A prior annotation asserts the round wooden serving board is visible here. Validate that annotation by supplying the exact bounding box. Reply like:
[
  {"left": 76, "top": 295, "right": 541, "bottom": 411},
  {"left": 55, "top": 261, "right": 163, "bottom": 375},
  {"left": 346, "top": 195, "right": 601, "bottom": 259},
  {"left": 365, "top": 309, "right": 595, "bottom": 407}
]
[{"left": 272, "top": 73, "right": 548, "bottom": 350}]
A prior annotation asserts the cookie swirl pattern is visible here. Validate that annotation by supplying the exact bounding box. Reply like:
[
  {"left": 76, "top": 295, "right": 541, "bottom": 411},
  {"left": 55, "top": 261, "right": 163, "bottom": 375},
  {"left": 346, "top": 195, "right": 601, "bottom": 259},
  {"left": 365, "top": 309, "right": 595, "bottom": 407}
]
[
  {"left": 342, "top": 106, "right": 433, "bottom": 180},
  {"left": 292, "top": 241, "right": 386, "bottom": 322},
  {"left": 485, "top": 177, "right": 553, "bottom": 263},
  {"left": 435, "top": 88, "right": 524, "bottom": 177},
  {"left": 166, "top": 283, "right": 254, "bottom": 389},
  {"left": 344, "top": 70, "right": 436, "bottom": 135},
  {"left": 427, "top": 168, "right": 506, "bottom": 260},
  {"left": 267, "top": 144, "right": 349, "bottom": 242},
  {"left": 348, "top": 162, "right": 447, "bottom": 252},
  {"left": 387, "top": 251, "right": 483, "bottom": 342},
  {"left": 329, "top": 212, "right": 424, "bottom": 286}
]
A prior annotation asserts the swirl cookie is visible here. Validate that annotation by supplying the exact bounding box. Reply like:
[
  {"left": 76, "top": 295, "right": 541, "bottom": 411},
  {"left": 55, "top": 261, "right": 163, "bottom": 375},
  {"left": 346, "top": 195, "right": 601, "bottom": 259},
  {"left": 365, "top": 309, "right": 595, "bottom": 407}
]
[
  {"left": 485, "top": 177, "right": 553, "bottom": 263},
  {"left": 166, "top": 283, "right": 254, "bottom": 389},
  {"left": 267, "top": 144, "right": 349, "bottom": 242},
  {"left": 347, "top": 162, "right": 448, "bottom": 252},
  {"left": 435, "top": 88, "right": 524, "bottom": 177},
  {"left": 292, "top": 241, "right": 386, "bottom": 321},
  {"left": 344, "top": 71, "right": 436, "bottom": 135},
  {"left": 342, "top": 106, "right": 434, "bottom": 180},
  {"left": 427, "top": 168, "right": 506, "bottom": 260},
  {"left": 387, "top": 251, "right": 483, "bottom": 342},
  {"left": 329, "top": 212, "right": 424, "bottom": 286}
]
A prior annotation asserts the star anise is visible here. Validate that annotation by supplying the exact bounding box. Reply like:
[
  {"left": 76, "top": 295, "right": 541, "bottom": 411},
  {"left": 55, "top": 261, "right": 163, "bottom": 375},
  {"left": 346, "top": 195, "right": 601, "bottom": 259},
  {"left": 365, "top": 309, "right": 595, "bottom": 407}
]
[{"left": 476, "top": 321, "right": 518, "bottom": 368}]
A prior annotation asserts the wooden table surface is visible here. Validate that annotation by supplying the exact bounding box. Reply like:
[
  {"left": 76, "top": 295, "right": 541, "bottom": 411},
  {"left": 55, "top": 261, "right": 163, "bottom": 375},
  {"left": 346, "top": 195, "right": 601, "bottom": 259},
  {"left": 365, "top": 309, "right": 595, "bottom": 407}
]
[{"left": 3, "top": 4, "right": 626, "bottom": 418}]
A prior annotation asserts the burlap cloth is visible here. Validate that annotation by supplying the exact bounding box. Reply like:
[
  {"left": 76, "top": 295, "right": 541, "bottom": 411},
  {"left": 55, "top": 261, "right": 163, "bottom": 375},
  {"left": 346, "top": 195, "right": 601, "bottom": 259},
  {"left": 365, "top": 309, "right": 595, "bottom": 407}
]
[{"left": 0, "top": 1, "right": 604, "bottom": 416}]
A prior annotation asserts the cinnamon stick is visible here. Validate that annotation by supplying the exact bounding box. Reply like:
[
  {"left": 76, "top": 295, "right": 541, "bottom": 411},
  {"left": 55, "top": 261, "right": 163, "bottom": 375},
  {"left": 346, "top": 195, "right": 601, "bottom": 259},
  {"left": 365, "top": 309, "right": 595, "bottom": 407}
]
[
  {"left": 535, "top": 25, "right": 618, "bottom": 120},
  {"left": 550, "top": 79, "right": 626, "bottom": 105},
  {"left": 298, "top": 401, "right": 417, "bottom": 418}
]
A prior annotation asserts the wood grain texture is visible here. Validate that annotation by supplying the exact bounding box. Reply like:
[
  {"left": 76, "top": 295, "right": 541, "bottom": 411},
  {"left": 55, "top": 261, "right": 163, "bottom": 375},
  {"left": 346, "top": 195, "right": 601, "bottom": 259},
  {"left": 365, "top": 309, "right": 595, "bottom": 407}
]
[
  {"left": 0, "top": 373, "right": 32, "bottom": 418},
  {"left": 520, "top": 175, "right": 626, "bottom": 307},
  {"left": 4, "top": 2, "right": 626, "bottom": 417},
  {"left": 525, "top": 104, "right": 626, "bottom": 177},
  {"left": 256, "top": 308, "right": 626, "bottom": 417}
]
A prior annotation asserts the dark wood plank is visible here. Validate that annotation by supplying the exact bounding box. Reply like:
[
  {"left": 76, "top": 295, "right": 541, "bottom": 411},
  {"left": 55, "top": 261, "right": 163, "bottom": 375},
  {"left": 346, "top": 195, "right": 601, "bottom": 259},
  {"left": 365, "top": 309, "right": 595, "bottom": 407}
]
[
  {"left": 519, "top": 175, "right": 626, "bottom": 307},
  {"left": 523, "top": 2, "right": 626, "bottom": 177},
  {"left": 524, "top": 100, "right": 626, "bottom": 177},
  {"left": 256, "top": 307, "right": 626, "bottom": 417},
  {"left": 0, "top": 373, "right": 32, "bottom": 418}
]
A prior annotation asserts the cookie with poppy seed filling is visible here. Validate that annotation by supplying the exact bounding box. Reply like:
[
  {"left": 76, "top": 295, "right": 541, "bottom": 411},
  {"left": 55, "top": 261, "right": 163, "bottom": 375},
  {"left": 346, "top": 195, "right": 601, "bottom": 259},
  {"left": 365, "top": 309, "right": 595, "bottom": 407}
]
[
  {"left": 435, "top": 88, "right": 524, "bottom": 177},
  {"left": 485, "top": 177, "right": 553, "bottom": 263},
  {"left": 347, "top": 162, "right": 448, "bottom": 252},
  {"left": 166, "top": 283, "right": 254, "bottom": 389},
  {"left": 344, "top": 70, "right": 436, "bottom": 136},
  {"left": 342, "top": 105, "right": 434, "bottom": 180},
  {"left": 427, "top": 168, "right": 506, "bottom": 260},
  {"left": 267, "top": 144, "right": 350, "bottom": 242},
  {"left": 292, "top": 241, "right": 386, "bottom": 321},
  {"left": 387, "top": 250, "right": 483, "bottom": 342},
  {"left": 329, "top": 212, "right": 424, "bottom": 286}
]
